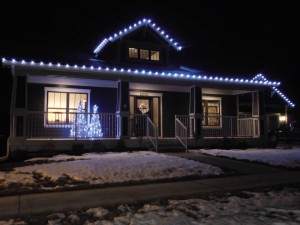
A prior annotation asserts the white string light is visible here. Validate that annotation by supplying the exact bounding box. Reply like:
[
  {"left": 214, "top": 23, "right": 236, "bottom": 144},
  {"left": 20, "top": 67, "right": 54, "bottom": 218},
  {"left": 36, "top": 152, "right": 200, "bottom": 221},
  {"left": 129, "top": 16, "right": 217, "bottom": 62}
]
[
  {"left": 93, "top": 18, "right": 182, "bottom": 55},
  {"left": 2, "top": 58, "right": 282, "bottom": 88}
]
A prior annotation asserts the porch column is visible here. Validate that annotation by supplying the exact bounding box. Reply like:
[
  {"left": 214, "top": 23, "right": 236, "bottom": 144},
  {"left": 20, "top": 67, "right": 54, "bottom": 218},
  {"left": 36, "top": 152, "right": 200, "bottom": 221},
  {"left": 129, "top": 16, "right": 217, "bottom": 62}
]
[
  {"left": 116, "top": 80, "right": 130, "bottom": 138},
  {"left": 259, "top": 90, "right": 267, "bottom": 137},
  {"left": 189, "top": 85, "right": 202, "bottom": 137}
]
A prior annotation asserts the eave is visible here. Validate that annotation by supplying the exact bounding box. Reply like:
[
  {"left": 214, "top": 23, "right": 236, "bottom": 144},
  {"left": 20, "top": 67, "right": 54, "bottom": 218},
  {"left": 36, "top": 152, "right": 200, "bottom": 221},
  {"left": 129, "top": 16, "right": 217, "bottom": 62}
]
[{"left": 2, "top": 57, "right": 295, "bottom": 108}]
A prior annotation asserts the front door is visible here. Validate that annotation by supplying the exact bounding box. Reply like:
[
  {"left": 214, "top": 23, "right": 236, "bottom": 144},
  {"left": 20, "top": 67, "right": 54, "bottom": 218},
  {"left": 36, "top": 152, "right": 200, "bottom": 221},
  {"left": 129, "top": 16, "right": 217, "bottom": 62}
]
[{"left": 130, "top": 96, "right": 160, "bottom": 137}]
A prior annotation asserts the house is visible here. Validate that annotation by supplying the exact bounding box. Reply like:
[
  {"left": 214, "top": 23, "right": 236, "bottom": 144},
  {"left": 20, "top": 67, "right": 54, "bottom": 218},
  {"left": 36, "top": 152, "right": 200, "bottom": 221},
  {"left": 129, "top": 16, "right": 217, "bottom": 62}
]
[{"left": 1, "top": 18, "right": 295, "bottom": 158}]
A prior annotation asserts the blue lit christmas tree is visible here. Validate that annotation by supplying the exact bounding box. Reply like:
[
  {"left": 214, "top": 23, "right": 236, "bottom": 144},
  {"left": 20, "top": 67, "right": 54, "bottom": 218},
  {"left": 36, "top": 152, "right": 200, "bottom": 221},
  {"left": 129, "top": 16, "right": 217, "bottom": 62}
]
[
  {"left": 87, "top": 105, "right": 103, "bottom": 139},
  {"left": 70, "top": 99, "right": 87, "bottom": 138}
]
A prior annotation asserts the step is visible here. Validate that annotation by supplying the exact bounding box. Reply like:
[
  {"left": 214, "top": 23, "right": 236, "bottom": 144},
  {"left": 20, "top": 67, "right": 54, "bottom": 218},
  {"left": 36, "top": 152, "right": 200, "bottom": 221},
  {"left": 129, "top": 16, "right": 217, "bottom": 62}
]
[{"left": 148, "top": 138, "right": 187, "bottom": 153}]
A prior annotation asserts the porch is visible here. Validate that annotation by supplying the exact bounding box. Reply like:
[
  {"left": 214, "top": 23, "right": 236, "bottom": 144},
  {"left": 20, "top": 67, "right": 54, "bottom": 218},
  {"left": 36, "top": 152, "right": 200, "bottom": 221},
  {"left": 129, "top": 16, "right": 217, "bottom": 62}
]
[{"left": 7, "top": 111, "right": 280, "bottom": 154}]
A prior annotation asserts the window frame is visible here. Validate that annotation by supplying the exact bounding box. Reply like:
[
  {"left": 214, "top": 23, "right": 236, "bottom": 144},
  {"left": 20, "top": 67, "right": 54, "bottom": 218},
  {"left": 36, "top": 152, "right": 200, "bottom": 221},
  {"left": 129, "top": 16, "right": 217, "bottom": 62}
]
[
  {"left": 44, "top": 87, "right": 91, "bottom": 128},
  {"left": 202, "top": 96, "right": 222, "bottom": 128}
]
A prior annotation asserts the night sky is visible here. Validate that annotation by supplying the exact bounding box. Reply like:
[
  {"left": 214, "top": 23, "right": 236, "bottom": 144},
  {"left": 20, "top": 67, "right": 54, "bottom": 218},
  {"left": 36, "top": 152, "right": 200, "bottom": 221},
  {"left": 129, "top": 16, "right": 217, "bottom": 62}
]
[{"left": 1, "top": 0, "right": 300, "bottom": 133}]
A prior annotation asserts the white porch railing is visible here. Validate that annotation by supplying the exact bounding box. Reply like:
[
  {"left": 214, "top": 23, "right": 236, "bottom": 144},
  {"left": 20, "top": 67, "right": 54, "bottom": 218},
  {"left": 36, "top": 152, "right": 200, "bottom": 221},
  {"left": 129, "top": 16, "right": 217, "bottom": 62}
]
[
  {"left": 26, "top": 111, "right": 118, "bottom": 139},
  {"left": 146, "top": 117, "right": 158, "bottom": 152},
  {"left": 175, "top": 117, "right": 188, "bottom": 152},
  {"left": 237, "top": 117, "right": 260, "bottom": 137},
  {"left": 175, "top": 115, "right": 276, "bottom": 138},
  {"left": 24, "top": 112, "right": 279, "bottom": 140}
]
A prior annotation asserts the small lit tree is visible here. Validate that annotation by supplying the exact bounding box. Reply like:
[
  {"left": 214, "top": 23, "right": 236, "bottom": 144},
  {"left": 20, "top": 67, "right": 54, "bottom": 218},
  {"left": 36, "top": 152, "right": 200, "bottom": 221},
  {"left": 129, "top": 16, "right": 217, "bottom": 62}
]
[
  {"left": 70, "top": 99, "right": 87, "bottom": 138},
  {"left": 87, "top": 105, "right": 103, "bottom": 139}
]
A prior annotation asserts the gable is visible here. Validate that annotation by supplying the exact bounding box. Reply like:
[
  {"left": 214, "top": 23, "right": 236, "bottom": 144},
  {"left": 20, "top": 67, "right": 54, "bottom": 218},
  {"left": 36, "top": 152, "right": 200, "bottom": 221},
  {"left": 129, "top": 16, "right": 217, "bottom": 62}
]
[
  {"left": 93, "top": 18, "right": 182, "bottom": 56},
  {"left": 252, "top": 74, "right": 295, "bottom": 108}
]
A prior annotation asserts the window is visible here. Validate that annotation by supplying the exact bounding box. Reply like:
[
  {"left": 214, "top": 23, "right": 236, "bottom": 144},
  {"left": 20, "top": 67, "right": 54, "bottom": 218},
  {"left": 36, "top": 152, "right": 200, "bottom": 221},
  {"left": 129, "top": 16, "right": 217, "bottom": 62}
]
[
  {"left": 140, "top": 49, "right": 149, "bottom": 60},
  {"left": 129, "top": 48, "right": 138, "bottom": 58},
  {"left": 150, "top": 50, "right": 159, "bottom": 61},
  {"left": 128, "top": 47, "right": 160, "bottom": 61},
  {"left": 202, "top": 98, "right": 221, "bottom": 127},
  {"left": 44, "top": 87, "right": 90, "bottom": 127}
]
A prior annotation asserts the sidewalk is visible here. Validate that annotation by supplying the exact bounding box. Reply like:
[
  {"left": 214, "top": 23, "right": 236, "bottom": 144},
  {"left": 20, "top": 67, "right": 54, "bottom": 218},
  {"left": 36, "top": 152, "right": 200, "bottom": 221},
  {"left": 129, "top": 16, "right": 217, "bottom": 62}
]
[{"left": 1, "top": 153, "right": 299, "bottom": 217}]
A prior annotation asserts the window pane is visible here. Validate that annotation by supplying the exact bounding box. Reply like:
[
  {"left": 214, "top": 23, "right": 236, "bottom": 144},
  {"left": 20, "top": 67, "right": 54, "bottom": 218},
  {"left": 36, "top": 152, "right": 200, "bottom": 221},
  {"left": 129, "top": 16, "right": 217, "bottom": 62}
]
[
  {"left": 140, "top": 49, "right": 149, "bottom": 60},
  {"left": 129, "top": 48, "right": 138, "bottom": 58},
  {"left": 48, "top": 92, "right": 54, "bottom": 107},
  {"left": 150, "top": 51, "right": 159, "bottom": 61},
  {"left": 70, "top": 93, "right": 87, "bottom": 110},
  {"left": 48, "top": 92, "right": 67, "bottom": 109},
  {"left": 60, "top": 93, "right": 67, "bottom": 108},
  {"left": 47, "top": 108, "right": 67, "bottom": 123},
  {"left": 69, "top": 93, "right": 76, "bottom": 109},
  {"left": 203, "top": 100, "right": 220, "bottom": 126}
]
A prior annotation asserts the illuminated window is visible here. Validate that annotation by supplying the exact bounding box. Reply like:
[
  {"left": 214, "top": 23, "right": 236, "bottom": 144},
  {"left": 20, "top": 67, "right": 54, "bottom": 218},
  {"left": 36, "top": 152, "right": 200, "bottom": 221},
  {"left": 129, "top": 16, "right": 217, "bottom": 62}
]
[
  {"left": 150, "top": 50, "right": 159, "bottom": 61},
  {"left": 129, "top": 48, "right": 138, "bottom": 58},
  {"left": 128, "top": 47, "right": 160, "bottom": 61},
  {"left": 140, "top": 49, "right": 149, "bottom": 60},
  {"left": 202, "top": 99, "right": 221, "bottom": 126},
  {"left": 45, "top": 88, "right": 90, "bottom": 126}
]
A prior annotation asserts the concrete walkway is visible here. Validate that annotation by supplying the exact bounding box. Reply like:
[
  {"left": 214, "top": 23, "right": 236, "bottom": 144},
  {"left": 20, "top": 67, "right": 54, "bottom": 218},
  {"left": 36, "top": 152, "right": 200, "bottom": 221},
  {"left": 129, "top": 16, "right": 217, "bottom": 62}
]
[{"left": 1, "top": 152, "right": 299, "bottom": 217}]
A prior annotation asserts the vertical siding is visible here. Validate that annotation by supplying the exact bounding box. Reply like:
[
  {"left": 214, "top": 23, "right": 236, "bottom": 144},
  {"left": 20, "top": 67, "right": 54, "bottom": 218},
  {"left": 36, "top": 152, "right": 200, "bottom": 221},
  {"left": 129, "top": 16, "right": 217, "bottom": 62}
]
[
  {"left": 222, "top": 95, "right": 237, "bottom": 116},
  {"left": 27, "top": 84, "right": 45, "bottom": 111},
  {"left": 162, "top": 92, "right": 189, "bottom": 137},
  {"left": 90, "top": 87, "right": 117, "bottom": 113}
]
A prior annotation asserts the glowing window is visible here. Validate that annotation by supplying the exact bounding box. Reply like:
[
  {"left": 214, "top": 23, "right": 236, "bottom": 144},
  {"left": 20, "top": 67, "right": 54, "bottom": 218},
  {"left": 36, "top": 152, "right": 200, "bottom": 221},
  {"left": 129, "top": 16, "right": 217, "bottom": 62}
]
[
  {"left": 129, "top": 48, "right": 138, "bottom": 58},
  {"left": 150, "top": 50, "right": 159, "bottom": 61},
  {"left": 45, "top": 88, "right": 90, "bottom": 126},
  {"left": 140, "top": 49, "right": 149, "bottom": 60},
  {"left": 202, "top": 100, "right": 221, "bottom": 126},
  {"left": 128, "top": 47, "right": 160, "bottom": 61}
]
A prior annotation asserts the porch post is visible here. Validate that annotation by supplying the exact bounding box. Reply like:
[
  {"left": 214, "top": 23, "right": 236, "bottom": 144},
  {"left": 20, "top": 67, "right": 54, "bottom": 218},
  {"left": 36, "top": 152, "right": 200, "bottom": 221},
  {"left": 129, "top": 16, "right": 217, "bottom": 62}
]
[
  {"left": 189, "top": 85, "right": 202, "bottom": 137},
  {"left": 116, "top": 80, "right": 130, "bottom": 138},
  {"left": 259, "top": 90, "right": 267, "bottom": 137}
]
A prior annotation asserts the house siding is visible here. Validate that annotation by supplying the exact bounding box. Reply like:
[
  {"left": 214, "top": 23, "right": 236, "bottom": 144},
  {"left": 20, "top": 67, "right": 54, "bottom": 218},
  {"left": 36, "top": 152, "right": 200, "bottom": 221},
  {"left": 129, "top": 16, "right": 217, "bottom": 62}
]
[
  {"left": 28, "top": 84, "right": 44, "bottom": 111},
  {"left": 89, "top": 87, "right": 117, "bottom": 113},
  {"left": 222, "top": 95, "right": 237, "bottom": 116},
  {"left": 162, "top": 91, "right": 190, "bottom": 137}
]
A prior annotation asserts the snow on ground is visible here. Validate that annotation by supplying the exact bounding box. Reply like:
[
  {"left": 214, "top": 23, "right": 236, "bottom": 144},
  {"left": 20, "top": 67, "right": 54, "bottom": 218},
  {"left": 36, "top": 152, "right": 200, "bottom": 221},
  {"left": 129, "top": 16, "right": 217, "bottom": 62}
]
[
  {"left": 192, "top": 148, "right": 300, "bottom": 168},
  {"left": 0, "top": 151, "right": 224, "bottom": 190},
  {"left": 1, "top": 186, "right": 300, "bottom": 225},
  {"left": 1, "top": 148, "right": 300, "bottom": 224}
]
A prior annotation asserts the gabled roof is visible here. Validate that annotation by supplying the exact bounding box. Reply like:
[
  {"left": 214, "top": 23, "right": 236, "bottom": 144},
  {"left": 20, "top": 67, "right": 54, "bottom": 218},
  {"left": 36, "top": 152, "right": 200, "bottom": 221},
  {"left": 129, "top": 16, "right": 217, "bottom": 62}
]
[
  {"left": 252, "top": 74, "right": 295, "bottom": 108},
  {"left": 93, "top": 18, "right": 182, "bottom": 56}
]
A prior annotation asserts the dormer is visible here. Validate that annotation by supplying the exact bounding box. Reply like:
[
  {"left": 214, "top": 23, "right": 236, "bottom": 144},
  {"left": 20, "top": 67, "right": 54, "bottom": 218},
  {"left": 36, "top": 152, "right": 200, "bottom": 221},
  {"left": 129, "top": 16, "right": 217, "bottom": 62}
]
[{"left": 93, "top": 18, "right": 182, "bottom": 68}]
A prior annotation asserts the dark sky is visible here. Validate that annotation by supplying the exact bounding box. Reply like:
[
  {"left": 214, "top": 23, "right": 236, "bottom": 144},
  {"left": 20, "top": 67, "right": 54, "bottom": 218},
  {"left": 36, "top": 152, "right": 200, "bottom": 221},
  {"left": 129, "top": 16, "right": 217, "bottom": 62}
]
[{"left": 1, "top": 0, "right": 300, "bottom": 119}]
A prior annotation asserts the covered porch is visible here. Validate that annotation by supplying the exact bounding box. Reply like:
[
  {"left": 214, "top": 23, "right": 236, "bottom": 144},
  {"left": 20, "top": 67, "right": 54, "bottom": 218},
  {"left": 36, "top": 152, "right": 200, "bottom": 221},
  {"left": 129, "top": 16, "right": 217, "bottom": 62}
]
[{"left": 7, "top": 111, "right": 280, "bottom": 154}]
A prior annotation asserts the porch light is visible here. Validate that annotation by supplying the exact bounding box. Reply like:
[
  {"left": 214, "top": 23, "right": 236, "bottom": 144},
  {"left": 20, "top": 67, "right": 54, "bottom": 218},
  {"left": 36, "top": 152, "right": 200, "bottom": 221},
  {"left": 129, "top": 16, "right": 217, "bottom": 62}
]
[{"left": 279, "top": 115, "right": 287, "bottom": 123}]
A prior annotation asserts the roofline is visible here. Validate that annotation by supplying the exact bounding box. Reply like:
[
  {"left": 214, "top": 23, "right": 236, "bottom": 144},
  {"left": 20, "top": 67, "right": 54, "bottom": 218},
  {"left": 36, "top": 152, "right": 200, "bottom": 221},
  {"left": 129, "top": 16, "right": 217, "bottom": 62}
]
[
  {"left": 252, "top": 74, "right": 295, "bottom": 108},
  {"left": 93, "top": 18, "right": 183, "bottom": 55},
  {"left": 4, "top": 57, "right": 294, "bottom": 107}
]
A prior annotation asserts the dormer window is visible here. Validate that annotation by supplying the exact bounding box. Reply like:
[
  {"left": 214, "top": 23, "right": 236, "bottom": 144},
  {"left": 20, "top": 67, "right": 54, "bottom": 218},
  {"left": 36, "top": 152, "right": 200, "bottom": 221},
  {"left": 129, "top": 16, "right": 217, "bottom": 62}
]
[
  {"left": 129, "top": 48, "right": 138, "bottom": 58},
  {"left": 150, "top": 50, "right": 160, "bottom": 61},
  {"left": 140, "top": 49, "right": 149, "bottom": 60},
  {"left": 128, "top": 47, "right": 160, "bottom": 62}
]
